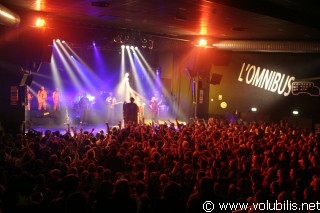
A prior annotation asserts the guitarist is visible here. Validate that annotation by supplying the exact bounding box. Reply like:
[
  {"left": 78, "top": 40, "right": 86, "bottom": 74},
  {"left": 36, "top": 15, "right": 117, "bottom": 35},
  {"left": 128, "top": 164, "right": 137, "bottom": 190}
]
[
  {"left": 105, "top": 92, "right": 117, "bottom": 124},
  {"left": 135, "top": 95, "right": 145, "bottom": 124},
  {"left": 149, "top": 96, "right": 160, "bottom": 122}
]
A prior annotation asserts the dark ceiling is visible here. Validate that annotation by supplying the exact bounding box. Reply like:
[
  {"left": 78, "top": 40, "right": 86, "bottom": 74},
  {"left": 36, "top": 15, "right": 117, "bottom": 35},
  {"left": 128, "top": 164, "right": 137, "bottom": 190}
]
[{"left": 1, "top": 0, "right": 320, "bottom": 51}]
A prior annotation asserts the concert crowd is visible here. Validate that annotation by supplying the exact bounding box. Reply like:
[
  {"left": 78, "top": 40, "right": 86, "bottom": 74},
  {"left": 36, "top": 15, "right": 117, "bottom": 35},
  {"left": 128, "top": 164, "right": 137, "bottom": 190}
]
[{"left": 0, "top": 117, "right": 319, "bottom": 213}]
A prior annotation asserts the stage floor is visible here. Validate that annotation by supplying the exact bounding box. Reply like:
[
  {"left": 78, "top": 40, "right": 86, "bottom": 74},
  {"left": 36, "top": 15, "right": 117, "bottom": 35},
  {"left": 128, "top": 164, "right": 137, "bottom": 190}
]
[
  {"left": 26, "top": 109, "right": 182, "bottom": 135},
  {"left": 29, "top": 123, "right": 111, "bottom": 135}
]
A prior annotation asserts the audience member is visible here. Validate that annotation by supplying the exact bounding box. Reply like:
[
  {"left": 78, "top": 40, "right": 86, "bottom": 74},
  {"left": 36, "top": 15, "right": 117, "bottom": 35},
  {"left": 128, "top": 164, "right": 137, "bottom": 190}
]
[{"left": 0, "top": 118, "right": 319, "bottom": 213}]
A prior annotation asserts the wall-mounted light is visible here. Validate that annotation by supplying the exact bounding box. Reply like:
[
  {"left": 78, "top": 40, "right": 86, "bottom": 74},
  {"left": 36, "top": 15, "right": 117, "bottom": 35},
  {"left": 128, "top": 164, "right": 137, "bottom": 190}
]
[
  {"left": 198, "top": 38, "right": 207, "bottom": 47},
  {"left": 220, "top": 102, "right": 227, "bottom": 109},
  {"left": 194, "top": 38, "right": 214, "bottom": 48},
  {"left": 35, "top": 17, "right": 46, "bottom": 28}
]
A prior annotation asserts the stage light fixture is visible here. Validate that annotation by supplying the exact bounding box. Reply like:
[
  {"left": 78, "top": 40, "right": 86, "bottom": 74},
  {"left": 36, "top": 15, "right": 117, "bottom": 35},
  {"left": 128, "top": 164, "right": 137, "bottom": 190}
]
[
  {"left": 124, "top": 35, "right": 130, "bottom": 42},
  {"left": 141, "top": 38, "right": 147, "bottom": 48},
  {"left": 119, "top": 35, "right": 124, "bottom": 44},
  {"left": 113, "top": 35, "right": 120, "bottom": 43},
  {"left": 148, "top": 40, "right": 154, "bottom": 49},
  {"left": 251, "top": 107, "right": 257, "bottom": 112},
  {"left": 198, "top": 38, "right": 207, "bottom": 47},
  {"left": 35, "top": 17, "right": 46, "bottom": 27},
  {"left": 35, "top": 0, "right": 44, "bottom": 11},
  {"left": 292, "top": 110, "right": 299, "bottom": 115}
]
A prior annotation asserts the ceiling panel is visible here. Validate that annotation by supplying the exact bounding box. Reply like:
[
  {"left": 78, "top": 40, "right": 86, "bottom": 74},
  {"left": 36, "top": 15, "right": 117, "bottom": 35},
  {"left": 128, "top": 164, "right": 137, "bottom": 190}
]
[{"left": 1, "top": 0, "right": 320, "bottom": 51}]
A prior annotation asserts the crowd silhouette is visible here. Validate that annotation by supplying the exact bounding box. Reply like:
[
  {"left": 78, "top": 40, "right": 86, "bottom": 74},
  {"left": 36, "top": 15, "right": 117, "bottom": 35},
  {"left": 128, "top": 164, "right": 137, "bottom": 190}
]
[{"left": 0, "top": 117, "right": 319, "bottom": 213}]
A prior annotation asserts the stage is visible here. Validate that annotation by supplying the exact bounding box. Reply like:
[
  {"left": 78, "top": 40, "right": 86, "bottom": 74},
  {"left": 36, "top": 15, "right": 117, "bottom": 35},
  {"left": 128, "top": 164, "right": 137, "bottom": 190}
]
[{"left": 25, "top": 105, "right": 177, "bottom": 135}]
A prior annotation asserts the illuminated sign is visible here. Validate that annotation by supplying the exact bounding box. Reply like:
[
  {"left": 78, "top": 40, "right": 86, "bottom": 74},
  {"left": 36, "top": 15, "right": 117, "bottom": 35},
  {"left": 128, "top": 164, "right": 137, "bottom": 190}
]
[{"left": 238, "top": 63, "right": 295, "bottom": 96}]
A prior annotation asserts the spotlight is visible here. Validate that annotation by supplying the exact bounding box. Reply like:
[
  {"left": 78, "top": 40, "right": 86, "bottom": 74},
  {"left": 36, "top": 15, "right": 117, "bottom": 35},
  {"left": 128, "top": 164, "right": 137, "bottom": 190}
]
[
  {"left": 130, "top": 46, "right": 134, "bottom": 50},
  {"left": 134, "top": 47, "right": 138, "bottom": 50},
  {"left": 121, "top": 45, "right": 125, "bottom": 49},
  {"left": 251, "top": 107, "right": 257, "bottom": 112},
  {"left": 62, "top": 40, "right": 66, "bottom": 43},
  {"left": 92, "top": 41, "right": 96, "bottom": 46},
  {"left": 198, "top": 38, "right": 207, "bottom": 47},
  {"left": 292, "top": 110, "right": 299, "bottom": 115},
  {"left": 35, "top": 17, "right": 46, "bottom": 28},
  {"left": 155, "top": 67, "right": 161, "bottom": 76},
  {"left": 125, "top": 72, "right": 130, "bottom": 82},
  {"left": 55, "top": 39, "right": 60, "bottom": 43},
  {"left": 86, "top": 94, "right": 96, "bottom": 102},
  {"left": 126, "top": 45, "right": 129, "bottom": 49}
]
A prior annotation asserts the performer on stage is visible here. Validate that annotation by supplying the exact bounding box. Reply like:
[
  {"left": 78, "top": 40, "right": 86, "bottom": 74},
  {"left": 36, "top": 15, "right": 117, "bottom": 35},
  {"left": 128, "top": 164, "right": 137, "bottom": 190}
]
[
  {"left": 135, "top": 95, "right": 145, "bottom": 124},
  {"left": 149, "top": 96, "right": 160, "bottom": 122},
  {"left": 37, "top": 86, "right": 47, "bottom": 111},
  {"left": 26, "top": 88, "right": 33, "bottom": 112},
  {"left": 105, "top": 92, "right": 117, "bottom": 124},
  {"left": 52, "top": 87, "right": 61, "bottom": 111},
  {"left": 123, "top": 97, "right": 139, "bottom": 126},
  {"left": 79, "top": 92, "right": 90, "bottom": 125}
]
